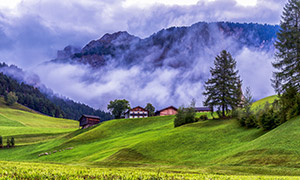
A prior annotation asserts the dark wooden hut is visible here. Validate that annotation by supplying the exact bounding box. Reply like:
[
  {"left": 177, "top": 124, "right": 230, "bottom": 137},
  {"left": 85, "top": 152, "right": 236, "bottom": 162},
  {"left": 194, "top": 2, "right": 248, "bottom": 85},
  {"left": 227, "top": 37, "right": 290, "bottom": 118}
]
[{"left": 79, "top": 115, "right": 100, "bottom": 129}]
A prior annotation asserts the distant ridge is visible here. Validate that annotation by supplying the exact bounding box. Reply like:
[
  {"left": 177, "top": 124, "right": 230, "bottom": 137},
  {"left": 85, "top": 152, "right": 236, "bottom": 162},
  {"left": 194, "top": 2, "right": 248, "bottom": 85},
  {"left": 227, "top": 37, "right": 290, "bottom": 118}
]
[{"left": 52, "top": 22, "right": 279, "bottom": 69}]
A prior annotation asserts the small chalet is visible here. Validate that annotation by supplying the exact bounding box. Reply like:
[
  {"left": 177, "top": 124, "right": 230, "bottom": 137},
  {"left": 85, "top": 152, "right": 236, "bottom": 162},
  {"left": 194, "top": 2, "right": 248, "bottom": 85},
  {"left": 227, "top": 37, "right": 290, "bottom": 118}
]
[
  {"left": 79, "top": 115, "right": 100, "bottom": 129},
  {"left": 194, "top": 107, "right": 213, "bottom": 112},
  {"left": 156, "top": 106, "right": 178, "bottom": 116},
  {"left": 125, "top": 106, "right": 149, "bottom": 119}
]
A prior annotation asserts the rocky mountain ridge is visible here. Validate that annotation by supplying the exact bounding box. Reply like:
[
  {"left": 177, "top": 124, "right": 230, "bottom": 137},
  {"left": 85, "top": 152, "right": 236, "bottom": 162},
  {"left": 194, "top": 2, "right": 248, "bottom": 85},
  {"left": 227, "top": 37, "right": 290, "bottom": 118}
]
[{"left": 52, "top": 22, "right": 279, "bottom": 69}]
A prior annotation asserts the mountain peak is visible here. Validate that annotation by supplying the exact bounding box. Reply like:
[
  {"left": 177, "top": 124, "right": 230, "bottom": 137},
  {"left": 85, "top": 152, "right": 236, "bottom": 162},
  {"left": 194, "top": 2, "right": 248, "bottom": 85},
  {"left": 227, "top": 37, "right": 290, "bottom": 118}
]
[{"left": 99, "top": 31, "right": 138, "bottom": 43}]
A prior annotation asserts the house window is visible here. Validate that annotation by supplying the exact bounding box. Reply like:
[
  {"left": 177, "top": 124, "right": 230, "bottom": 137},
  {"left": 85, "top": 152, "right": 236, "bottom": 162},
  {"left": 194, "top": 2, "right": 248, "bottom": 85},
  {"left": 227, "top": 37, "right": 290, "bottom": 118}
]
[
  {"left": 134, "top": 111, "right": 138, "bottom": 114},
  {"left": 130, "top": 116, "right": 133, "bottom": 118}
]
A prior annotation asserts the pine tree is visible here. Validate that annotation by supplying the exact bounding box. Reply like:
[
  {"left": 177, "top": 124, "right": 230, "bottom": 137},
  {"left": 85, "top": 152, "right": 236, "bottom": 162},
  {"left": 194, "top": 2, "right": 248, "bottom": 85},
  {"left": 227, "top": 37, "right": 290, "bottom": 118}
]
[
  {"left": 203, "top": 50, "right": 242, "bottom": 118},
  {"left": 272, "top": 0, "right": 300, "bottom": 93}
]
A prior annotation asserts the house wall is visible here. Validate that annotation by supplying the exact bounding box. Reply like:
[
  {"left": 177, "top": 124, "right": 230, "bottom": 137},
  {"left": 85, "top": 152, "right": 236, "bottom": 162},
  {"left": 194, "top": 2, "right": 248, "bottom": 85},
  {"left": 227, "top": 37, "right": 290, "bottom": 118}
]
[
  {"left": 126, "top": 107, "right": 149, "bottom": 119},
  {"left": 87, "top": 117, "right": 100, "bottom": 125},
  {"left": 79, "top": 117, "right": 87, "bottom": 126},
  {"left": 160, "top": 108, "right": 177, "bottom": 116},
  {"left": 80, "top": 117, "right": 100, "bottom": 129}
]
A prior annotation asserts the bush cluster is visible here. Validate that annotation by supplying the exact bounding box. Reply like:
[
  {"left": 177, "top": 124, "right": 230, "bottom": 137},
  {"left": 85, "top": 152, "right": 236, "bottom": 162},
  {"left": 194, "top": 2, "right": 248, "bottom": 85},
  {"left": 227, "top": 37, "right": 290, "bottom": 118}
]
[
  {"left": 236, "top": 109, "right": 257, "bottom": 128},
  {"left": 238, "top": 93, "right": 300, "bottom": 131},
  {"left": 194, "top": 114, "right": 208, "bottom": 122},
  {"left": 237, "top": 101, "right": 280, "bottom": 130},
  {"left": 174, "top": 106, "right": 196, "bottom": 127}
]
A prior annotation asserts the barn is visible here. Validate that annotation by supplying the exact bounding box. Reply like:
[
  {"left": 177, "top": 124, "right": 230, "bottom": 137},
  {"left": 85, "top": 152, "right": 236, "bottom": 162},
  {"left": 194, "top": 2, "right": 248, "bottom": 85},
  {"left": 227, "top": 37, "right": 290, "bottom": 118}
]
[
  {"left": 194, "top": 107, "right": 213, "bottom": 112},
  {"left": 79, "top": 115, "right": 100, "bottom": 129},
  {"left": 156, "top": 106, "right": 178, "bottom": 116},
  {"left": 125, "top": 106, "right": 149, "bottom": 119}
]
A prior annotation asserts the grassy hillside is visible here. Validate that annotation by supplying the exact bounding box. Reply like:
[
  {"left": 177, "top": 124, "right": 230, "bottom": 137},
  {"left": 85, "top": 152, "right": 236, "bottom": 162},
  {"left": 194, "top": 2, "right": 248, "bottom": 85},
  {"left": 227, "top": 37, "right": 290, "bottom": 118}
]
[
  {"left": 251, "top": 95, "right": 278, "bottom": 111},
  {"left": 0, "top": 97, "right": 78, "bottom": 145},
  {"left": 1, "top": 95, "right": 300, "bottom": 176}
]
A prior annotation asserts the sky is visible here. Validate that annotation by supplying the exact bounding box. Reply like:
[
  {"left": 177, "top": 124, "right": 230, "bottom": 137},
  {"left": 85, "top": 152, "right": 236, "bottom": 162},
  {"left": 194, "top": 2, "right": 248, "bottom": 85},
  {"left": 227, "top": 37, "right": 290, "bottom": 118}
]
[
  {"left": 0, "top": 0, "right": 288, "bottom": 109},
  {"left": 0, "top": 0, "right": 287, "bottom": 68}
]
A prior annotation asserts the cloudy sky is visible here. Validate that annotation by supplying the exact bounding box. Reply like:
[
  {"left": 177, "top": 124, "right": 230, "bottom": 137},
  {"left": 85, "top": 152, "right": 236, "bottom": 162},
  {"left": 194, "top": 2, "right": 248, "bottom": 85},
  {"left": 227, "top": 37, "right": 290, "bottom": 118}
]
[
  {"left": 0, "top": 0, "right": 288, "bottom": 109},
  {"left": 0, "top": 0, "right": 286, "bottom": 68}
]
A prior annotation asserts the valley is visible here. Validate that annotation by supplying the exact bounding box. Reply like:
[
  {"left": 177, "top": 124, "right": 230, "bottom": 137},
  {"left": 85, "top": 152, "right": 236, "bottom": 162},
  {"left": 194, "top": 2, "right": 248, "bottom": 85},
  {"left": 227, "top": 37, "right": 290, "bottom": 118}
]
[{"left": 1, "top": 95, "right": 300, "bottom": 179}]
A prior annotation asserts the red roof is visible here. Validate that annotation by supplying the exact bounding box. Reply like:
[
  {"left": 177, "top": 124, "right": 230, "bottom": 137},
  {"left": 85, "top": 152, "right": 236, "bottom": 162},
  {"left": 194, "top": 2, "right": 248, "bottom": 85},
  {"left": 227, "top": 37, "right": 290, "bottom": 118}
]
[{"left": 157, "top": 106, "right": 178, "bottom": 112}]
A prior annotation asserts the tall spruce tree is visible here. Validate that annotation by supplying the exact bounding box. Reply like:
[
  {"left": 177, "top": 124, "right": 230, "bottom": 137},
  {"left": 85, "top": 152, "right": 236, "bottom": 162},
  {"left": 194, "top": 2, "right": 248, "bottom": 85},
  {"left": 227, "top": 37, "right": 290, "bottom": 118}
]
[
  {"left": 272, "top": 0, "right": 300, "bottom": 93},
  {"left": 203, "top": 50, "right": 242, "bottom": 118}
]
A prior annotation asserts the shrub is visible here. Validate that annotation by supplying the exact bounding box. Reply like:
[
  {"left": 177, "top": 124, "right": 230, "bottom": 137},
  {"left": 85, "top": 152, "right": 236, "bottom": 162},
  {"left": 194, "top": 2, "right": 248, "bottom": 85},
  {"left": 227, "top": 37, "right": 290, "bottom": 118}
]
[
  {"left": 257, "top": 110, "right": 280, "bottom": 130},
  {"left": 10, "top": 137, "right": 15, "bottom": 147},
  {"left": 231, "top": 109, "right": 240, "bottom": 118},
  {"left": 279, "top": 87, "right": 300, "bottom": 122},
  {"left": 6, "top": 138, "right": 10, "bottom": 148},
  {"left": 199, "top": 114, "right": 208, "bottom": 120},
  {"left": 174, "top": 106, "right": 196, "bottom": 127},
  {"left": 237, "top": 109, "right": 257, "bottom": 128},
  {"left": 0, "top": 136, "right": 2, "bottom": 148},
  {"left": 256, "top": 103, "right": 280, "bottom": 130}
]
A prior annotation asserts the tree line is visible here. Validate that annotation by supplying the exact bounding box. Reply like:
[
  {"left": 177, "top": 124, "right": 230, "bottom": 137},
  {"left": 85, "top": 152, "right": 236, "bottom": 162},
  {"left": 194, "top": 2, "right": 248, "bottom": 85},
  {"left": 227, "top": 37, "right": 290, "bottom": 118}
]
[
  {"left": 0, "top": 72, "right": 64, "bottom": 117},
  {"left": 0, "top": 72, "right": 112, "bottom": 120}
]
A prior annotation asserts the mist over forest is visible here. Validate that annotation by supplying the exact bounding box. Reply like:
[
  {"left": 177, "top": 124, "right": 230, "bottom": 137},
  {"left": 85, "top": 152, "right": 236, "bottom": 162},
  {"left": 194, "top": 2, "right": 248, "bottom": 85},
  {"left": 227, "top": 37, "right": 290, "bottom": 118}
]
[{"left": 20, "top": 22, "right": 280, "bottom": 110}]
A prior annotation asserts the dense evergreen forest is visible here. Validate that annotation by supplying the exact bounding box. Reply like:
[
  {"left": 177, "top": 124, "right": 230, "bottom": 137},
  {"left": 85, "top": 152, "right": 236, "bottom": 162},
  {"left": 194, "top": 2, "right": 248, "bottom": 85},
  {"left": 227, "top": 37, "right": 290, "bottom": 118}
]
[
  {"left": 48, "top": 96, "right": 112, "bottom": 120},
  {"left": 0, "top": 69, "right": 112, "bottom": 120},
  {"left": 0, "top": 72, "right": 64, "bottom": 117}
]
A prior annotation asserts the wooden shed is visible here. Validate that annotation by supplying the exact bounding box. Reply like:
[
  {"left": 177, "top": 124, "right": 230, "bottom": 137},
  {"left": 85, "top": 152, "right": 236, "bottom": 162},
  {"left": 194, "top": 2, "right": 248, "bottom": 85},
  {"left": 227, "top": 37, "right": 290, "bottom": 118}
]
[
  {"left": 79, "top": 115, "right": 100, "bottom": 129},
  {"left": 156, "top": 106, "right": 178, "bottom": 116}
]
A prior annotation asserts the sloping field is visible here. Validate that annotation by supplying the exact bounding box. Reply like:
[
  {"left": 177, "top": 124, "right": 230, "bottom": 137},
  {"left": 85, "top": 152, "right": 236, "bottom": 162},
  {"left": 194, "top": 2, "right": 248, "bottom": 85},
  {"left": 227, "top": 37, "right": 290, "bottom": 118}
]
[
  {"left": 1, "top": 95, "right": 300, "bottom": 176},
  {"left": 0, "top": 97, "right": 78, "bottom": 145}
]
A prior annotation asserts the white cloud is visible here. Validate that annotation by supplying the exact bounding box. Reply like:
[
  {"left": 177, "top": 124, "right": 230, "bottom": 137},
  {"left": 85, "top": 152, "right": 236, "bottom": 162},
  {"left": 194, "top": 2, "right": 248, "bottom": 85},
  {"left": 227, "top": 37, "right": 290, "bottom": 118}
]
[
  {"left": 236, "top": 47, "right": 275, "bottom": 100},
  {"left": 0, "top": 0, "right": 22, "bottom": 9}
]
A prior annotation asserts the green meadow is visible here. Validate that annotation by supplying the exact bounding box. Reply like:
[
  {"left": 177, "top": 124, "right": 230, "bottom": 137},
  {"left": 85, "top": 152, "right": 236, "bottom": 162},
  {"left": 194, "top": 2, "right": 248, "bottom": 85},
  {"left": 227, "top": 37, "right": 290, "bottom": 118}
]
[{"left": 1, "top": 95, "right": 300, "bottom": 178}]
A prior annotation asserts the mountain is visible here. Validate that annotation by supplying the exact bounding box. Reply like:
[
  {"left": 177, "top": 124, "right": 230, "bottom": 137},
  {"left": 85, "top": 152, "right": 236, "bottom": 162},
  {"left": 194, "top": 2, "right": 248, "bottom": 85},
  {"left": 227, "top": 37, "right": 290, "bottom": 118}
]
[
  {"left": 53, "top": 22, "right": 278, "bottom": 68},
  {"left": 0, "top": 62, "right": 112, "bottom": 120},
  {"left": 41, "top": 22, "right": 280, "bottom": 109}
]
